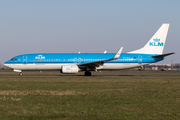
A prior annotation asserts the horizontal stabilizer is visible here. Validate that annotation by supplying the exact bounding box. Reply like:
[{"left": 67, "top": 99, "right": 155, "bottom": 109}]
[{"left": 152, "top": 52, "right": 175, "bottom": 58}]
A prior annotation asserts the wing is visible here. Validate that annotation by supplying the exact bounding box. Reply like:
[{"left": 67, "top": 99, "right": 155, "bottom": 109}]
[{"left": 78, "top": 47, "right": 123, "bottom": 70}]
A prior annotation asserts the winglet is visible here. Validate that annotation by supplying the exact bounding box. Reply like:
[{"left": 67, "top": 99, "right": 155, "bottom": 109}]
[{"left": 113, "top": 47, "right": 123, "bottom": 59}]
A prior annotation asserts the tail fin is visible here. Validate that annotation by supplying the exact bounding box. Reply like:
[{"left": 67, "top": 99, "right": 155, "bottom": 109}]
[{"left": 129, "top": 23, "right": 170, "bottom": 54}]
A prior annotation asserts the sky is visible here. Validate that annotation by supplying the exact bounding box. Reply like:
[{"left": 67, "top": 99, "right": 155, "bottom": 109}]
[{"left": 0, "top": 0, "right": 179, "bottom": 64}]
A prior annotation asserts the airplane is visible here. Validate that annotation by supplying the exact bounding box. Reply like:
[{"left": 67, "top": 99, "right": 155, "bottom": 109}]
[{"left": 4, "top": 23, "right": 174, "bottom": 76}]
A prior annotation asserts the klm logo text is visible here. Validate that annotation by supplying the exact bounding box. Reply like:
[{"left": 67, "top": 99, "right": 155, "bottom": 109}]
[
  {"left": 35, "top": 55, "right": 45, "bottom": 59},
  {"left": 149, "top": 38, "right": 164, "bottom": 47}
]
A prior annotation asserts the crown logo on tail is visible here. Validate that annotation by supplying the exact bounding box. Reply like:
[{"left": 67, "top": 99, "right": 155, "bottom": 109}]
[{"left": 153, "top": 38, "right": 160, "bottom": 42}]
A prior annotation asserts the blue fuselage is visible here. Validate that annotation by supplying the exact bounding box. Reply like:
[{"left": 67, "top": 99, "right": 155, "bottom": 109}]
[{"left": 5, "top": 53, "right": 163, "bottom": 64}]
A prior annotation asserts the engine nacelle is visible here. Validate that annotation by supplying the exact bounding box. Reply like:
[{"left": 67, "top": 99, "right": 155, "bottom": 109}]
[{"left": 61, "top": 65, "right": 79, "bottom": 74}]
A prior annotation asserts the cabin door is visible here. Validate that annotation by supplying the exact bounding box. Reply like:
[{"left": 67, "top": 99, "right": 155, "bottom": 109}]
[
  {"left": 138, "top": 55, "right": 142, "bottom": 64},
  {"left": 23, "top": 56, "right": 27, "bottom": 64}
]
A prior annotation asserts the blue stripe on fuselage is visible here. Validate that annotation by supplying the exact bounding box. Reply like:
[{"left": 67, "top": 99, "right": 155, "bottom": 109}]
[{"left": 4, "top": 53, "right": 164, "bottom": 64}]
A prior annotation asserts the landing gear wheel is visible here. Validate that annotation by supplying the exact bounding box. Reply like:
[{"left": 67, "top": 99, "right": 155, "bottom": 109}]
[
  {"left": 19, "top": 72, "right": 23, "bottom": 76},
  {"left": 84, "top": 71, "right": 91, "bottom": 76}
]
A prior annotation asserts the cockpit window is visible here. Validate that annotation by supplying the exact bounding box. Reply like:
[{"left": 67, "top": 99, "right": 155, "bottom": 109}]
[{"left": 10, "top": 58, "right": 17, "bottom": 61}]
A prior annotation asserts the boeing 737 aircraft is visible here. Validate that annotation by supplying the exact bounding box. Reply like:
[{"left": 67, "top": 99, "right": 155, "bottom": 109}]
[{"left": 4, "top": 24, "right": 174, "bottom": 76}]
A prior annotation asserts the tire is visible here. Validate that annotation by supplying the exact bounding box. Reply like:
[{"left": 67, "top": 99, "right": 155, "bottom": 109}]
[
  {"left": 84, "top": 71, "right": 91, "bottom": 76},
  {"left": 19, "top": 72, "right": 23, "bottom": 76}
]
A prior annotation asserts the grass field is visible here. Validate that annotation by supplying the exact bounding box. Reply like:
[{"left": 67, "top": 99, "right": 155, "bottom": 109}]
[{"left": 0, "top": 70, "right": 180, "bottom": 119}]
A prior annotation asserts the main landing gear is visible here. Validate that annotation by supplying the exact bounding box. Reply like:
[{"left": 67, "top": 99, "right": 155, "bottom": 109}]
[
  {"left": 19, "top": 72, "right": 23, "bottom": 76},
  {"left": 84, "top": 71, "right": 91, "bottom": 76}
]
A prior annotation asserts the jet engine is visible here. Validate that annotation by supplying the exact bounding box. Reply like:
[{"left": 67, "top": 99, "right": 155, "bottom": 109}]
[{"left": 61, "top": 65, "right": 79, "bottom": 74}]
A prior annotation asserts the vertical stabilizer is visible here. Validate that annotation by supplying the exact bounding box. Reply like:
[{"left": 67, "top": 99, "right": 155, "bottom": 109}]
[{"left": 129, "top": 24, "right": 169, "bottom": 54}]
